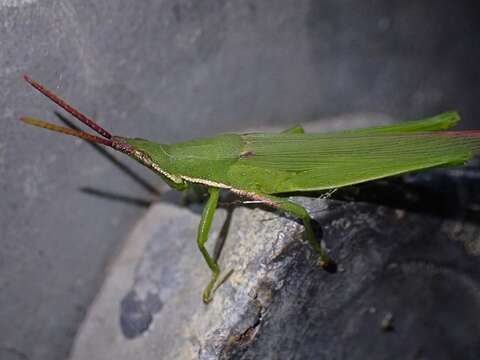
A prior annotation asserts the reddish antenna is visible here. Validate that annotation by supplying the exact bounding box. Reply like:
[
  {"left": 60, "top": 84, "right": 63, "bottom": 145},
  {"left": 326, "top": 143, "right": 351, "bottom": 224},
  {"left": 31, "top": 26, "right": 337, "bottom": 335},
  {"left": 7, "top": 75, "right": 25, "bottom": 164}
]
[
  {"left": 20, "top": 116, "right": 113, "bottom": 146},
  {"left": 23, "top": 75, "right": 113, "bottom": 140}
]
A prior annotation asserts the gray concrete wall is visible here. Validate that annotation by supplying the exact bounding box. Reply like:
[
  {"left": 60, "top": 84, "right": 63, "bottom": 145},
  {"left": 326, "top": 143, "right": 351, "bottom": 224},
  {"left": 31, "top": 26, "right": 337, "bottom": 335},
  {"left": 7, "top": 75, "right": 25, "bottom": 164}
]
[{"left": 1, "top": 1, "right": 479, "bottom": 359}]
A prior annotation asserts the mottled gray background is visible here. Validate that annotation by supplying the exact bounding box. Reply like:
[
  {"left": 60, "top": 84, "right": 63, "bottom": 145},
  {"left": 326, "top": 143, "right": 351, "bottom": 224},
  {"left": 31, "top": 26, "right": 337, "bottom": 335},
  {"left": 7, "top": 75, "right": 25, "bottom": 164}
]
[{"left": 1, "top": 1, "right": 480, "bottom": 359}]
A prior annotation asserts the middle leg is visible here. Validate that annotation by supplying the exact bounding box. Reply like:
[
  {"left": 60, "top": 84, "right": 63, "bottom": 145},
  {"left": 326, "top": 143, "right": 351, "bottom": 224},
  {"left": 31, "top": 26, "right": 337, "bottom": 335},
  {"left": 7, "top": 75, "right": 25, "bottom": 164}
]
[{"left": 253, "top": 193, "right": 333, "bottom": 268}]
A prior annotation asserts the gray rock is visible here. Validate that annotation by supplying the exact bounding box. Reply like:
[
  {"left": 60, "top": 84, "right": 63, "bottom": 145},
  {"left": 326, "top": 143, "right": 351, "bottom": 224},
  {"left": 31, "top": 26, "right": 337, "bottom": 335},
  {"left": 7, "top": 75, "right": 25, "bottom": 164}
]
[{"left": 70, "top": 169, "right": 480, "bottom": 359}]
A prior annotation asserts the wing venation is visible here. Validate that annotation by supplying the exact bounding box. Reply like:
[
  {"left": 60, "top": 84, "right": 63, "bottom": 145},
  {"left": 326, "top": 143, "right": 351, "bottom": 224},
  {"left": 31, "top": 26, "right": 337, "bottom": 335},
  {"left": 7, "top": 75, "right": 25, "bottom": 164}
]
[{"left": 239, "top": 130, "right": 480, "bottom": 191}]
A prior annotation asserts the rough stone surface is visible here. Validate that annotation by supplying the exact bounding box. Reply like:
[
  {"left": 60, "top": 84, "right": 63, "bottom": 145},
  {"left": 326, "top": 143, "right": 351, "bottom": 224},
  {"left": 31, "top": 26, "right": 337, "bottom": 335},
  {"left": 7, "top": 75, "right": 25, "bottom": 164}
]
[
  {"left": 70, "top": 168, "right": 480, "bottom": 360},
  {"left": 2, "top": 1, "right": 480, "bottom": 360}
]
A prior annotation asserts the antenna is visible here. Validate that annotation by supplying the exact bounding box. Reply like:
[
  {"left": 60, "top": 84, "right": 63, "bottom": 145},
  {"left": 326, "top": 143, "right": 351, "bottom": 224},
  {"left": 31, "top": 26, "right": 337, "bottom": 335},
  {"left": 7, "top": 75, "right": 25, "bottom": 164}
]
[
  {"left": 23, "top": 75, "right": 113, "bottom": 139},
  {"left": 20, "top": 116, "right": 113, "bottom": 146}
]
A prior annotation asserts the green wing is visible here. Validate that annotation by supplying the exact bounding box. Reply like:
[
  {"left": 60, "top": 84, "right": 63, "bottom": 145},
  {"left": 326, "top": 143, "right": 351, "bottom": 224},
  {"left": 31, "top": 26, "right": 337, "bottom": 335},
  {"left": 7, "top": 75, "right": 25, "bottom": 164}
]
[
  {"left": 337, "top": 111, "right": 460, "bottom": 134},
  {"left": 239, "top": 112, "right": 480, "bottom": 193},
  {"left": 332, "top": 111, "right": 460, "bottom": 135}
]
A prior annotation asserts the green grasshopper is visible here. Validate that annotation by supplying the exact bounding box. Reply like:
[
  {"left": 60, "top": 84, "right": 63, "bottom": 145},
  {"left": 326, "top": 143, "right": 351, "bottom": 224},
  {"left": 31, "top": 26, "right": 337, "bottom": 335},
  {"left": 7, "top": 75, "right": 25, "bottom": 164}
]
[{"left": 21, "top": 75, "right": 480, "bottom": 303}]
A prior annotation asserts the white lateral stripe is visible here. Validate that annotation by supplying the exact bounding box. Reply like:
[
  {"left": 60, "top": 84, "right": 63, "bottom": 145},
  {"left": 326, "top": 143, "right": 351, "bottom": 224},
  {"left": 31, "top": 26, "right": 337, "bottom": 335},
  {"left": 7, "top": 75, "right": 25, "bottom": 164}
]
[
  {"left": 181, "top": 176, "right": 231, "bottom": 189},
  {"left": 150, "top": 162, "right": 183, "bottom": 183}
]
